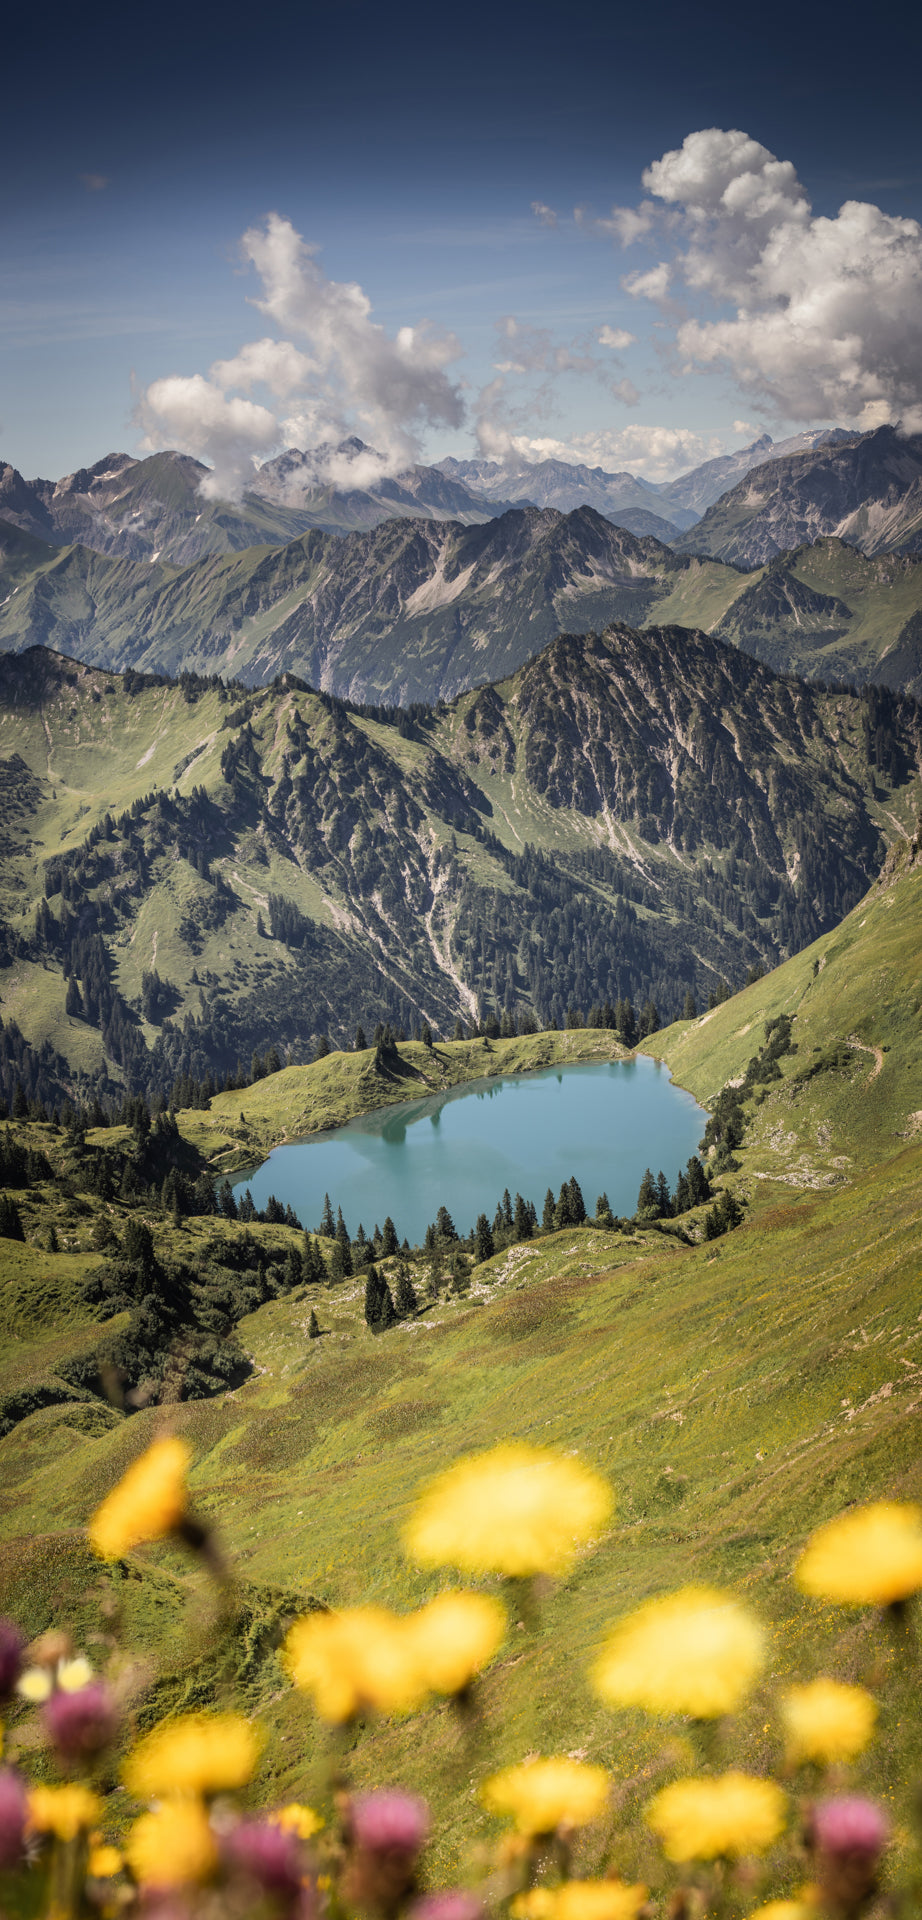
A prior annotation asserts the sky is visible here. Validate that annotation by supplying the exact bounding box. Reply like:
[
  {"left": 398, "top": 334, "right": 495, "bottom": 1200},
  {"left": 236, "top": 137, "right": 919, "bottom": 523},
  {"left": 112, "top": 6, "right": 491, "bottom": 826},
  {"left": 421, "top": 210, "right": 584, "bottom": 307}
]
[{"left": 4, "top": 0, "right": 922, "bottom": 488}]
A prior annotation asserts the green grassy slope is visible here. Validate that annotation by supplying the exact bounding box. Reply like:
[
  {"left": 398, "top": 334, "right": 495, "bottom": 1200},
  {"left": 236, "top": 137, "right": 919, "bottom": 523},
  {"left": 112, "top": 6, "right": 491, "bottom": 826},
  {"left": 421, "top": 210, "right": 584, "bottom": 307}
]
[{"left": 0, "top": 852, "right": 921, "bottom": 1864}]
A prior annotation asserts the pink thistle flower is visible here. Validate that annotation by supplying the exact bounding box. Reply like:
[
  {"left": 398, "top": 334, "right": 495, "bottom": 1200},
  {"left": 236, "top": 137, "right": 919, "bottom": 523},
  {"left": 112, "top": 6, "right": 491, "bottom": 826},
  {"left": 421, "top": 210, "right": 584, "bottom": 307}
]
[
  {"left": 0, "top": 1769, "right": 27, "bottom": 1868},
  {"left": 410, "top": 1894, "right": 484, "bottom": 1920},
  {"left": 349, "top": 1792, "right": 430, "bottom": 1859},
  {"left": 223, "top": 1820, "right": 307, "bottom": 1902},
  {"left": 812, "top": 1797, "right": 890, "bottom": 1859},
  {"left": 44, "top": 1681, "right": 119, "bottom": 1761}
]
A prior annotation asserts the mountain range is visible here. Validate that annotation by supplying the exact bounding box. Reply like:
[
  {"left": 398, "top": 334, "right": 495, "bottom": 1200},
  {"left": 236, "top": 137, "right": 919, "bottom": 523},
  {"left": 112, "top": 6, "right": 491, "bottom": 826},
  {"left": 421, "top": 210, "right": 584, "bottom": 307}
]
[
  {"left": 0, "top": 633, "right": 917, "bottom": 1102},
  {"left": 4, "top": 503, "right": 922, "bottom": 703}
]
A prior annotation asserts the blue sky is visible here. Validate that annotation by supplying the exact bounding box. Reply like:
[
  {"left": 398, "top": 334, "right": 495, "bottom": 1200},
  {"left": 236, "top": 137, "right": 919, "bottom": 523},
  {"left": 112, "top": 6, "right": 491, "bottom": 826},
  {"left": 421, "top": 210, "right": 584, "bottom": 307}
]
[{"left": 4, "top": 0, "right": 922, "bottom": 485}]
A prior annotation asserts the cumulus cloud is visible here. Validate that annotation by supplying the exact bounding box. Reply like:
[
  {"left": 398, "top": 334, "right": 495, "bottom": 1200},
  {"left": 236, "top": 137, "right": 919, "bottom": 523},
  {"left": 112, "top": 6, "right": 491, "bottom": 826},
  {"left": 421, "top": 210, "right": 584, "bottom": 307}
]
[
  {"left": 472, "top": 422, "right": 722, "bottom": 482},
  {"left": 615, "top": 128, "right": 922, "bottom": 428},
  {"left": 531, "top": 200, "right": 558, "bottom": 228},
  {"left": 598, "top": 325, "right": 636, "bottom": 351},
  {"left": 135, "top": 213, "right": 466, "bottom": 499}
]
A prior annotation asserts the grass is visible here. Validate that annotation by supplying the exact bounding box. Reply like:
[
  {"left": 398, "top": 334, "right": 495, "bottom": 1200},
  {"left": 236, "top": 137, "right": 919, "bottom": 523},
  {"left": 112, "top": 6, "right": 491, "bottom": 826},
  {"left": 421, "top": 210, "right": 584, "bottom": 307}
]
[{"left": 1, "top": 849, "right": 921, "bottom": 1872}]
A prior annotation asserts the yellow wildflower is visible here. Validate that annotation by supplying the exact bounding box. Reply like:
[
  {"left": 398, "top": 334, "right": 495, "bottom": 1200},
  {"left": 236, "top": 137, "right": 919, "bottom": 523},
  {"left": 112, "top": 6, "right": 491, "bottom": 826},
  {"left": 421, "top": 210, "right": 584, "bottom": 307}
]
[
  {"left": 17, "top": 1667, "right": 53, "bottom": 1703},
  {"left": 284, "top": 1606, "right": 424, "bottom": 1721},
  {"left": 795, "top": 1502, "right": 922, "bottom": 1605},
  {"left": 513, "top": 1883, "right": 646, "bottom": 1920},
  {"left": 28, "top": 1784, "right": 103, "bottom": 1841},
  {"left": 57, "top": 1657, "right": 94, "bottom": 1692},
  {"left": 780, "top": 1679, "right": 877, "bottom": 1765},
  {"left": 410, "top": 1591, "right": 506, "bottom": 1694},
  {"left": 646, "top": 1772, "right": 787, "bottom": 1861},
  {"left": 88, "top": 1845, "right": 124, "bottom": 1878},
  {"left": 592, "top": 1586, "right": 765, "bottom": 1719},
  {"left": 404, "top": 1444, "right": 611, "bottom": 1577},
  {"left": 270, "top": 1803, "right": 324, "bottom": 1839},
  {"left": 511, "top": 1894, "right": 557, "bottom": 1920},
  {"left": 88, "top": 1436, "right": 191, "bottom": 1561},
  {"left": 482, "top": 1758, "right": 610, "bottom": 1834},
  {"left": 123, "top": 1711, "right": 261, "bottom": 1797},
  {"left": 125, "top": 1801, "right": 217, "bottom": 1887},
  {"left": 748, "top": 1904, "right": 817, "bottom": 1920}
]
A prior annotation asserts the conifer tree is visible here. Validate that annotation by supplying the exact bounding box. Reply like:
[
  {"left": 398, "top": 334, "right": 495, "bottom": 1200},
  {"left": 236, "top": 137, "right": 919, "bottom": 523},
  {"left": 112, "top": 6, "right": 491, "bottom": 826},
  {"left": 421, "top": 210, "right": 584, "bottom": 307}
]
[
  {"left": 436, "top": 1205, "right": 458, "bottom": 1243},
  {"left": 335, "top": 1208, "right": 353, "bottom": 1276},
  {"left": 328, "top": 1242, "right": 345, "bottom": 1283},
  {"left": 474, "top": 1213, "right": 495, "bottom": 1263},
  {"left": 381, "top": 1216, "right": 399, "bottom": 1256},
  {"left": 502, "top": 1188, "right": 513, "bottom": 1228},
  {"left": 567, "top": 1176, "right": 586, "bottom": 1224},
  {"left": 636, "top": 1167, "right": 658, "bottom": 1219},
  {"left": 686, "top": 1155, "right": 710, "bottom": 1204},
  {"left": 355, "top": 1024, "right": 367, "bottom": 1052},
  {"left": 308, "top": 1308, "right": 321, "bottom": 1339},
  {"left": 555, "top": 1182, "right": 573, "bottom": 1229},
  {"left": 0, "top": 1193, "right": 24, "bottom": 1241},
  {"left": 656, "top": 1170, "right": 672, "bottom": 1218},
  {"left": 394, "top": 1261, "right": 418, "bottom": 1318},
  {"left": 542, "top": 1187, "right": 556, "bottom": 1231},
  {"left": 285, "top": 1247, "right": 302, "bottom": 1289},
  {"left": 319, "top": 1193, "right": 335, "bottom": 1237},
  {"left": 513, "top": 1193, "right": 532, "bottom": 1240}
]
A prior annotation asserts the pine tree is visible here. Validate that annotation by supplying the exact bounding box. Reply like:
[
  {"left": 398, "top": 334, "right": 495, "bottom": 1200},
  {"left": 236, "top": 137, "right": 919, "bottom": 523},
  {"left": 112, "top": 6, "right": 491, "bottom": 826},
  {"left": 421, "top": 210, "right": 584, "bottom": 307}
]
[
  {"left": 285, "top": 1247, "right": 302, "bottom": 1289},
  {"left": 513, "top": 1193, "right": 532, "bottom": 1240},
  {"left": 0, "top": 1193, "right": 24, "bottom": 1241},
  {"left": 686, "top": 1156, "right": 710, "bottom": 1205},
  {"left": 302, "top": 1234, "right": 326, "bottom": 1284},
  {"left": 436, "top": 1205, "right": 458, "bottom": 1243},
  {"left": 335, "top": 1208, "right": 353, "bottom": 1276},
  {"left": 567, "top": 1176, "right": 586, "bottom": 1224},
  {"left": 364, "top": 1263, "right": 384, "bottom": 1325},
  {"left": 355, "top": 1024, "right": 367, "bottom": 1052},
  {"left": 394, "top": 1261, "right": 418, "bottom": 1318},
  {"left": 636, "top": 1167, "right": 658, "bottom": 1219},
  {"left": 555, "top": 1182, "right": 573, "bottom": 1229},
  {"left": 319, "top": 1193, "right": 335, "bottom": 1237},
  {"left": 682, "top": 989, "right": 698, "bottom": 1020},
  {"left": 656, "top": 1170, "right": 672, "bottom": 1218},
  {"left": 381, "top": 1216, "right": 399, "bottom": 1256},
  {"left": 502, "top": 1188, "right": 513, "bottom": 1228},
  {"left": 308, "top": 1308, "right": 321, "bottom": 1339},
  {"left": 542, "top": 1187, "right": 556, "bottom": 1231},
  {"left": 328, "top": 1241, "right": 345, "bottom": 1283},
  {"left": 674, "top": 1170, "right": 691, "bottom": 1214},
  {"left": 452, "top": 1017, "right": 466, "bottom": 1041},
  {"left": 314, "top": 1033, "right": 331, "bottom": 1060},
  {"left": 474, "top": 1213, "right": 495, "bottom": 1263}
]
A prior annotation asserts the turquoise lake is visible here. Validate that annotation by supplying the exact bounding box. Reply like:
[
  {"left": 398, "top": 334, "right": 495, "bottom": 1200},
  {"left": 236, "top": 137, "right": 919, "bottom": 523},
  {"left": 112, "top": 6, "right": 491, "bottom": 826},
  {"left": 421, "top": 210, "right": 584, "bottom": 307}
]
[{"left": 232, "top": 1056, "right": 709, "bottom": 1245}]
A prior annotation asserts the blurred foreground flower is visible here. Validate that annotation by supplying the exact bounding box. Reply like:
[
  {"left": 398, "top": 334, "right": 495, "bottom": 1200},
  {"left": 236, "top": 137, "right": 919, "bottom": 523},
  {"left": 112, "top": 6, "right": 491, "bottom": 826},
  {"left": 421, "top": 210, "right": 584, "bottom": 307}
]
[
  {"left": 126, "top": 1800, "right": 217, "bottom": 1887},
  {"left": 285, "top": 1607, "right": 424, "bottom": 1721},
  {"left": 482, "top": 1758, "right": 610, "bottom": 1835},
  {"left": 0, "top": 1621, "right": 23, "bottom": 1701},
  {"left": 27, "top": 1782, "right": 103, "bottom": 1841},
  {"left": 780, "top": 1680, "right": 877, "bottom": 1766},
  {"left": 592, "top": 1586, "right": 765, "bottom": 1718},
  {"left": 810, "top": 1796, "right": 890, "bottom": 1915},
  {"left": 513, "top": 1881, "right": 646, "bottom": 1920},
  {"left": 646, "top": 1772, "right": 786, "bottom": 1861},
  {"left": 123, "top": 1711, "right": 261, "bottom": 1797},
  {"left": 747, "top": 1904, "right": 817, "bottom": 1920},
  {"left": 404, "top": 1445, "right": 611, "bottom": 1577},
  {"left": 795, "top": 1502, "right": 922, "bottom": 1605},
  {"left": 410, "top": 1894, "right": 484, "bottom": 1920},
  {"left": 345, "top": 1791, "right": 429, "bottom": 1913},
  {"left": 88, "top": 1436, "right": 192, "bottom": 1560},
  {"left": 271, "top": 1802, "right": 324, "bottom": 1839},
  {"left": 224, "top": 1817, "right": 307, "bottom": 1901},
  {"left": 44, "top": 1680, "right": 119, "bottom": 1762},
  {"left": 0, "top": 1769, "right": 27, "bottom": 1867},
  {"left": 410, "top": 1591, "right": 506, "bottom": 1695}
]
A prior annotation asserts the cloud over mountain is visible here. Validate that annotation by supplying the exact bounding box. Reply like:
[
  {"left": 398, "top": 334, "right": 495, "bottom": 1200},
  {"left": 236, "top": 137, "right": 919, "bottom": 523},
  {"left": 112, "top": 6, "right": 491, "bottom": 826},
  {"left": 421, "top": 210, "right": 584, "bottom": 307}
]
[
  {"left": 136, "top": 214, "right": 466, "bottom": 499},
  {"left": 610, "top": 127, "right": 922, "bottom": 430}
]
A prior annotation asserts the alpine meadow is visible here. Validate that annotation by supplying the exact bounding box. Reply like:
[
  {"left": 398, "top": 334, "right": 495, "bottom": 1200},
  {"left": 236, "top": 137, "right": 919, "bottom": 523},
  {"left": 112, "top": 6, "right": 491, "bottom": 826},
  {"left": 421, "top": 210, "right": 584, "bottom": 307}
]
[{"left": 3, "top": 17, "right": 922, "bottom": 1916}]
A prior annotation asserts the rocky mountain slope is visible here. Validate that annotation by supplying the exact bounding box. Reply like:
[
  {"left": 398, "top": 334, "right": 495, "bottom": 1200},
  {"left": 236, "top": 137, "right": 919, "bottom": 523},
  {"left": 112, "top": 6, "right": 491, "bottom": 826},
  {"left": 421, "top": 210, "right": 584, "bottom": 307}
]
[
  {"left": 0, "top": 446, "right": 507, "bottom": 567},
  {"left": 677, "top": 425, "right": 922, "bottom": 565},
  {"left": 5, "top": 505, "right": 922, "bottom": 701},
  {"left": 0, "top": 636, "right": 916, "bottom": 1102}
]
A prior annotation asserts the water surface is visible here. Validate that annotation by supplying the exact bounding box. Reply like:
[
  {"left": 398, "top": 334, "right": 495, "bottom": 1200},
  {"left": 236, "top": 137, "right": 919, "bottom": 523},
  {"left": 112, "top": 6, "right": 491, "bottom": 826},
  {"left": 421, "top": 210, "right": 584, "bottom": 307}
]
[{"left": 232, "top": 1056, "right": 708, "bottom": 1245}]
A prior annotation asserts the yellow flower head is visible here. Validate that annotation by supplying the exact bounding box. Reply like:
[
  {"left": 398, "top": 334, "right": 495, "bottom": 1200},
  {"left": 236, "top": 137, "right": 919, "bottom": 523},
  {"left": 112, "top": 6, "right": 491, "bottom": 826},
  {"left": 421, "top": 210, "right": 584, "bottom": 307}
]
[
  {"left": 270, "top": 1803, "right": 324, "bottom": 1839},
  {"left": 795, "top": 1502, "right": 922, "bottom": 1605},
  {"left": 28, "top": 1784, "right": 103, "bottom": 1841},
  {"left": 88, "top": 1436, "right": 191, "bottom": 1561},
  {"left": 748, "top": 1904, "right": 817, "bottom": 1920},
  {"left": 482, "top": 1758, "right": 611, "bottom": 1835},
  {"left": 88, "top": 1845, "right": 124, "bottom": 1878},
  {"left": 125, "top": 1801, "right": 217, "bottom": 1887},
  {"left": 514, "top": 1883, "right": 647, "bottom": 1920},
  {"left": 646, "top": 1772, "right": 787, "bottom": 1862},
  {"left": 592, "top": 1586, "right": 765, "bottom": 1719},
  {"left": 404, "top": 1445, "right": 612, "bottom": 1577},
  {"left": 284, "top": 1606, "right": 425, "bottom": 1722},
  {"left": 780, "top": 1679, "right": 877, "bottom": 1765},
  {"left": 123, "top": 1712, "right": 261, "bottom": 1798},
  {"left": 410, "top": 1591, "right": 506, "bottom": 1694},
  {"left": 57, "top": 1657, "right": 94, "bottom": 1693}
]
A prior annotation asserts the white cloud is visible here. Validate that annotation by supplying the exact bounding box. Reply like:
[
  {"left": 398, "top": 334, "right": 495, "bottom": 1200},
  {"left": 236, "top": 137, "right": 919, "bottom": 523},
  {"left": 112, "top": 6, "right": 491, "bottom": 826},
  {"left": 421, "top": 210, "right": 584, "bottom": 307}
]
[
  {"left": 531, "top": 201, "right": 558, "bottom": 228},
  {"left": 476, "top": 423, "right": 724, "bottom": 482},
  {"left": 135, "top": 213, "right": 466, "bottom": 499},
  {"left": 598, "top": 325, "right": 636, "bottom": 351},
  {"left": 615, "top": 127, "right": 922, "bottom": 427},
  {"left": 135, "top": 376, "right": 280, "bottom": 499},
  {"left": 733, "top": 419, "right": 756, "bottom": 436},
  {"left": 575, "top": 202, "right": 655, "bottom": 245}
]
